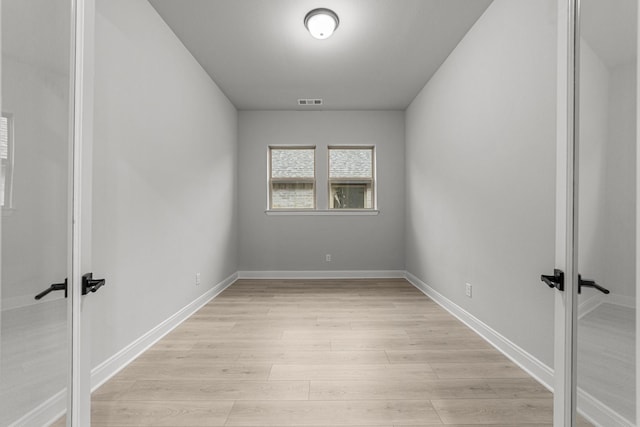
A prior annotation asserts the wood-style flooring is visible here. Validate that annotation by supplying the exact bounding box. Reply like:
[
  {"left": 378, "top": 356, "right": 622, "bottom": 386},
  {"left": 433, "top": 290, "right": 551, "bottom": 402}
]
[
  {"left": 59, "top": 279, "right": 595, "bottom": 426},
  {"left": 1, "top": 298, "right": 67, "bottom": 426},
  {"left": 578, "top": 302, "right": 635, "bottom": 423}
]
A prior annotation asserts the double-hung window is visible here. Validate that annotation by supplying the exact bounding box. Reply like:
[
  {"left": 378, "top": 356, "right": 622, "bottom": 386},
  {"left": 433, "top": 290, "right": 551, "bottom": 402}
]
[
  {"left": 269, "top": 146, "right": 316, "bottom": 209},
  {"left": 328, "top": 146, "right": 375, "bottom": 209}
]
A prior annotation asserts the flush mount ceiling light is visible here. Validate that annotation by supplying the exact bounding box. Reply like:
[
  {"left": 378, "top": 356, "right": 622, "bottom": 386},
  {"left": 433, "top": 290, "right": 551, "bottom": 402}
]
[{"left": 304, "top": 8, "right": 339, "bottom": 40}]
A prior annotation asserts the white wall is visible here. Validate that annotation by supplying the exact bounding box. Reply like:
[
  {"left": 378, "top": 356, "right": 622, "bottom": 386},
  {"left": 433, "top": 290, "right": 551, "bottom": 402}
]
[
  {"left": 405, "top": 0, "right": 558, "bottom": 366},
  {"left": 91, "top": 0, "right": 238, "bottom": 367},
  {"left": 577, "top": 41, "right": 610, "bottom": 298},
  {"left": 603, "top": 62, "right": 636, "bottom": 299},
  {"left": 238, "top": 111, "right": 405, "bottom": 272},
  {"left": 577, "top": 38, "right": 637, "bottom": 303}
]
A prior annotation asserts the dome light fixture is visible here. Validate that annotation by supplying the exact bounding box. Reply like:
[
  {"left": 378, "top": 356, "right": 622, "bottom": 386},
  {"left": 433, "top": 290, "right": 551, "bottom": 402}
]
[{"left": 304, "top": 8, "right": 339, "bottom": 40}]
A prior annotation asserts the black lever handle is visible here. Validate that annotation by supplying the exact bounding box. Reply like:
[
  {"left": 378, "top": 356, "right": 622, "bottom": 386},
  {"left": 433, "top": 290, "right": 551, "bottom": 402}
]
[
  {"left": 35, "top": 279, "right": 68, "bottom": 300},
  {"left": 578, "top": 275, "right": 610, "bottom": 294},
  {"left": 82, "top": 273, "right": 106, "bottom": 295},
  {"left": 540, "top": 269, "right": 564, "bottom": 291}
]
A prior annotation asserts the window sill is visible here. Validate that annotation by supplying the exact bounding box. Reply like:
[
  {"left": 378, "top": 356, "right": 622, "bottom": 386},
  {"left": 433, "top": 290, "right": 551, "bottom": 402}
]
[{"left": 265, "top": 209, "right": 380, "bottom": 216}]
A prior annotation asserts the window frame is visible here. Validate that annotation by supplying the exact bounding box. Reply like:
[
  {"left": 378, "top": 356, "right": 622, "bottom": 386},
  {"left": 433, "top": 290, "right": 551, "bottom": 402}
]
[
  {"left": 1, "top": 113, "right": 15, "bottom": 210},
  {"left": 327, "top": 145, "right": 376, "bottom": 210},
  {"left": 268, "top": 145, "right": 317, "bottom": 210}
]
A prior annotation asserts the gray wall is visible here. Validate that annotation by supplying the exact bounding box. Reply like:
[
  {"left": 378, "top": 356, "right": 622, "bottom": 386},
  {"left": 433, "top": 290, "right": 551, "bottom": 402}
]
[
  {"left": 577, "top": 40, "right": 609, "bottom": 296},
  {"left": 91, "top": 0, "right": 238, "bottom": 367},
  {"left": 405, "top": 0, "right": 557, "bottom": 367},
  {"left": 238, "top": 111, "right": 405, "bottom": 272},
  {"left": 1, "top": 1, "right": 71, "bottom": 310},
  {"left": 578, "top": 38, "right": 636, "bottom": 302},
  {"left": 603, "top": 62, "right": 636, "bottom": 298}
]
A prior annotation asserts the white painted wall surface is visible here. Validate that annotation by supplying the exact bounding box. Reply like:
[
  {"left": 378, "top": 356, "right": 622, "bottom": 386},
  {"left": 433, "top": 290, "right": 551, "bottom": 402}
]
[
  {"left": 603, "top": 62, "right": 636, "bottom": 299},
  {"left": 91, "top": 0, "right": 238, "bottom": 368},
  {"left": 577, "top": 41, "right": 610, "bottom": 300},
  {"left": 578, "top": 41, "right": 636, "bottom": 302},
  {"left": 405, "top": 0, "right": 558, "bottom": 367},
  {"left": 238, "top": 111, "right": 405, "bottom": 272}
]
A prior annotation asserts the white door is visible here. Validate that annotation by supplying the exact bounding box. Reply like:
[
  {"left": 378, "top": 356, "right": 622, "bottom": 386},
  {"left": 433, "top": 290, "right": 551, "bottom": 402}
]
[
  {"left": 0, "top": 0, "right": 96, "bottom": 425},
  {"left": 553, "top": 0, "right": 638, "bottom": 425}
]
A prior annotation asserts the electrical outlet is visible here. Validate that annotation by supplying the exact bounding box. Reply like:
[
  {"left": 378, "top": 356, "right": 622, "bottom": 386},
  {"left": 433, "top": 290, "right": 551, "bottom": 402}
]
[
  {"left": 465, "top": 283, "right": 472, "bottom": 298},
  {"left": 196, "top": 273, "right": 201, "bottom": 286},
  {"left": 325, "top": 254, "right": 332, "bottom": 262}
]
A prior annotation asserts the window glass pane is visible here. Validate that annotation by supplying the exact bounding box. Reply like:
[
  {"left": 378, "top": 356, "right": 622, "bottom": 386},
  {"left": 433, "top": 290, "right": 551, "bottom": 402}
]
[
  {"left": 1, "top": 116, "right": 8, "bottom": 207},
  {"left": 329, "top": 148, "right": 372, "bottom": 178},
  {"left": 0, "top": 116, "right": 8, "bottom": 160},
  {"left": 272, "top": 182, "right": 314, "bottom": 209},
  {"left": 271, "top": 148, "right": 314, "bottom": 178},
  {"left": 330, "top": 183, "right": 372, "bottom": 209}
]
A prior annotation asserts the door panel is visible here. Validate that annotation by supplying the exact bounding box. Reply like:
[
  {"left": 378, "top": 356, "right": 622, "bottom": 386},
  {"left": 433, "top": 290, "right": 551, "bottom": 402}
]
[
  {"left": 0, "top": 0, "right": 74, "bottom": 425},
  {"left": 577, "top": 0, "right": 637, "bottom": 424}
]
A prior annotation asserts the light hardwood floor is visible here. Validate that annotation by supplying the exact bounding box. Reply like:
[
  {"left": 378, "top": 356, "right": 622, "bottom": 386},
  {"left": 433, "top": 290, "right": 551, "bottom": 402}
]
[
  {"left": 58, "top": 279, "right": 594, "bottom": 426},
  {"left": 578, "top": 302, "right": 635, "bottom": 423},
  {"left": 1, "top": 299, "right": 67, "bottom": 426}
]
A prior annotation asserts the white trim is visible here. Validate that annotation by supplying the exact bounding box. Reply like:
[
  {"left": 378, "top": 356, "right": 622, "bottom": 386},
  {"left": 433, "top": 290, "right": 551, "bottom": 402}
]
[
  {"left": 578, "top": 294, "right": 604, "bottom": 319},
  {"left": 404, "top": 272, "right": 555, "bottom": 389},
  {"left": 237, "top": 270, "right": 405, "bottom": 279},
  {"left": 579, "top": 292, "right": 636, "bottom": 319},
  {"left": 69, "top": 0, "right": 88, "bottom": 423},
  {"left": 555, "top": 0, "right": 579, "bottom": 424},
  {"left": 8, "top": 390, "right": 67, "bottom": 427},
  {"left": 265, "top": 209, "right": 379, "bottom": 216},
  {"left": 405, "top": 271, "right": 634, "bottom": 427},
  {"left": 12, "top": 273, "right": 237, "bottom": 427},
  {"left": 578, "top": 388, "right": 635, "bottom": 427},
  {"left": 605, "top": 293, "right": 637, "bottom": 309},
  {"left": 90, "top": 272, "right": 237, "bottom": 390}
]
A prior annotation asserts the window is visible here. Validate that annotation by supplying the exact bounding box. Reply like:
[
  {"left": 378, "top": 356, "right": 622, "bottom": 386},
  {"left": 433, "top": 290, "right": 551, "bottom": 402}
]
[
  {"left": 269, "top": 146, "right": 316, "bottom": 209},
  {"left": 329, "top": 146, "right": 374, "bottom": 209},
  {"left": 1, "top": 114, "right": 14, "bottom": 209}
]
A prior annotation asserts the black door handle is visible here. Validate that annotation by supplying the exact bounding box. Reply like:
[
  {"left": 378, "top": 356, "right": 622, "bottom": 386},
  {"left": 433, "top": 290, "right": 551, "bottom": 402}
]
[
  {"left": 540, "top": 269, "right": 564, "bottom": 291},
  {"left": 82, "top": 273, "right": 106, "bottom": 295},
  {"left": 540, "top": 269, "right": 610, "bottom": 295},
  {"left": 35, "top": 279, "right": 68, "bottom": 300},
  {"left": 578, "top": 275, "right": 610, "bottom": 294}
]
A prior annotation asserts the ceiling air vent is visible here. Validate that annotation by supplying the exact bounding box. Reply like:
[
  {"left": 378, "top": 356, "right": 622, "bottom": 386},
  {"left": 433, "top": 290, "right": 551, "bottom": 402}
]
[{"left": 298, "top": 98, "right": 323, "bottom": 106}]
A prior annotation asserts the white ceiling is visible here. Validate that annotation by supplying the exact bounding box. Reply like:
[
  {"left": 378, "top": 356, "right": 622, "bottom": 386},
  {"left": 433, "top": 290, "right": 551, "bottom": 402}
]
[{"left": 148, "top": 0, "right": 493, "bottom": 110}]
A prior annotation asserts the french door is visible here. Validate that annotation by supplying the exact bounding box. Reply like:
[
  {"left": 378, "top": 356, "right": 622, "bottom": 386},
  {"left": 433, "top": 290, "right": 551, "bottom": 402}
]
[
  {"left": 554, "top": 0, "right": 638, "bottom": 426},
  {"left": 0, "top": 0, "right": 636, "bottom": 426},
  {"left": 0, "top": 0, "right": 94, "bottom": 426}
]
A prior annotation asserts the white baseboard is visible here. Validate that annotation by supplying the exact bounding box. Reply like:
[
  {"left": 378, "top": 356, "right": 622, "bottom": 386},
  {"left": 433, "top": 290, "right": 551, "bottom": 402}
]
[
  {"left": 404, "top": 272, "right": 555, "bottom": 389},
  {"left": 12, "top": 272, "right": 238, "bottom": 427},
  {"left": 578, "top": 388, "right": 635, "bottom": 427},
  {"left": 579, "top": 292, "right": 636, "bottom": 319},
  {"left": 237, "top": 270, "right": 405, "bottom": 279},
  {"left": 8, "top": 390, "right": 66, "bottom": 427},
  {"left": 579, "top": 294, "right": 605, "bottom": 319},
  {"left": 405, "top": 271, "right": 635, "bottom": 427},
  {"left": 90, "top": 272, "right": 238, "bottom": 390},
  {"left": 606, "top": 293, "right": 636, "bottom": 309}
]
